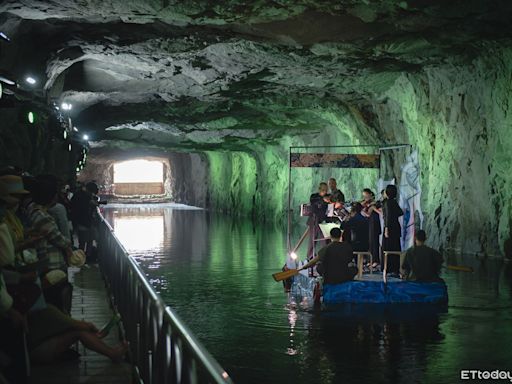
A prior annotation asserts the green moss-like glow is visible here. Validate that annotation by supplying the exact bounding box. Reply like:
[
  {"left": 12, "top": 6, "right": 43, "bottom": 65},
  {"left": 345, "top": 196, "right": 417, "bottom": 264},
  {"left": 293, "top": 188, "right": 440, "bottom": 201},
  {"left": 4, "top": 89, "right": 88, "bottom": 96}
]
[
  {"left": 206, "top": 151, "right": 257, "bottom": 216},
  {"left": 378, "top": 46, "right": 512, "bottom": 254},
  {"left": 199, "top": 45, "right": 512, "bottom": 256}
]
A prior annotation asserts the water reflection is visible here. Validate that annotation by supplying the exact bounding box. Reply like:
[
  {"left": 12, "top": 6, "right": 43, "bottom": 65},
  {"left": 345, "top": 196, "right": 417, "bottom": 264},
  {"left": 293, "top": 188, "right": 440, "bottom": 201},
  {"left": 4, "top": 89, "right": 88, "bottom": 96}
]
[
  {"left": 105, "top": 205, "right": 512, "bottom": 384},
  {"left": 113, "top": 214, "right": 164, "bottom": 252}
]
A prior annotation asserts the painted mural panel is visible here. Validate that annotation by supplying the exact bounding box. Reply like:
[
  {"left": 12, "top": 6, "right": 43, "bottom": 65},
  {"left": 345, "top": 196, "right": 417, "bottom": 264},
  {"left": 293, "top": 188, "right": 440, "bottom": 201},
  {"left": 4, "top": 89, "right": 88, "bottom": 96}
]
[{"left": 290, "top": 153, "right": 381, "bottom": 168}]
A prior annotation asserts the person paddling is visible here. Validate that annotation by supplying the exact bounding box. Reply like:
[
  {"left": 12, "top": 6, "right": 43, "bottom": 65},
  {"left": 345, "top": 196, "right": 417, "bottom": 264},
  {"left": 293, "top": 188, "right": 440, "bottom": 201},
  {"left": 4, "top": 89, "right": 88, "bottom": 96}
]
[{"left": 299, "top": 228, "right": 358, "bottom": 284}]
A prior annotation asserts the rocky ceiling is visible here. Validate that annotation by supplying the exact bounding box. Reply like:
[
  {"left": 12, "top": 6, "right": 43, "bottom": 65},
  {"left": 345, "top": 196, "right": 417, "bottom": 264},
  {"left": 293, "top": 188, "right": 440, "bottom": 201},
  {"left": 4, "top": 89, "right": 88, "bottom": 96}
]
[{"left": 1, "top": 0, "right": 512, "bottom": 151}]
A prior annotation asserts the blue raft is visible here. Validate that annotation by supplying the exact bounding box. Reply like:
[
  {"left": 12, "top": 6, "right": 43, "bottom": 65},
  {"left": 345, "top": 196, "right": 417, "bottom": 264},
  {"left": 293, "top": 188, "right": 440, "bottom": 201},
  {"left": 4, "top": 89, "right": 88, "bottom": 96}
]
[{"left": 293, "top": 272, "right": 448, "bottom": 304}]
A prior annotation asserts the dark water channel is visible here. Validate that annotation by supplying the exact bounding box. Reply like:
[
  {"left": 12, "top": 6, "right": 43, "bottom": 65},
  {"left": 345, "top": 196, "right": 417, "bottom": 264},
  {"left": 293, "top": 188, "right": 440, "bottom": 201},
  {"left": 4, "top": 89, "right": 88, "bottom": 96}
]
[{"left": 104, "top": 204, "right": 512, "bottom": 384}]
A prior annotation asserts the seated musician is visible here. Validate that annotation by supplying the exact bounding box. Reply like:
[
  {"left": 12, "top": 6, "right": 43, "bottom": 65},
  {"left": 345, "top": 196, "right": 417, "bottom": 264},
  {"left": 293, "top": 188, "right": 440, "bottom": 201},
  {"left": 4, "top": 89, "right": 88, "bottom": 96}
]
[
  {"left": 299, "top": 228, "right": 358, "bottom": 284},
  {"left": 402, "top": 230, "right": 443, "bottom": 282},
  {"left": 341, "top": 202, "right": 369, "bottom": 252}
]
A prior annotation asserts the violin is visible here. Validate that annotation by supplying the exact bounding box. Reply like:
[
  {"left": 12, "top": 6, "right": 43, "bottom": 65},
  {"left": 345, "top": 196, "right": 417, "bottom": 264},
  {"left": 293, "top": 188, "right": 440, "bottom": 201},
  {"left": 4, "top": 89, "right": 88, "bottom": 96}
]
[{"left": 360, "top": 199, "right": 372, "bottom": 216}]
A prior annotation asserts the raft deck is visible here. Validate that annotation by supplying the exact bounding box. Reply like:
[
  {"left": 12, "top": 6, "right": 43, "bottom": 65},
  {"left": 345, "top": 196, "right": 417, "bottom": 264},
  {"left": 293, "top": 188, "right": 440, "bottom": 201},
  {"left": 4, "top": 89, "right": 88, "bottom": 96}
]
[{"left": 292, "top": 271, "right": 448, "bottom": 304}]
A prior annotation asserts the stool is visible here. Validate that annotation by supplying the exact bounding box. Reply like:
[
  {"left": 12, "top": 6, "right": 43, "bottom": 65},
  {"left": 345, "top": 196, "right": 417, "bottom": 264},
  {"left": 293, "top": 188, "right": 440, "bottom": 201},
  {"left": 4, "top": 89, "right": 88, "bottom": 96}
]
[
  {"left": 353, "top": 251, "right": 372, "bottom": 279},
  {"left": 382, "top": 251, "right": 406, "bottom": 283}
]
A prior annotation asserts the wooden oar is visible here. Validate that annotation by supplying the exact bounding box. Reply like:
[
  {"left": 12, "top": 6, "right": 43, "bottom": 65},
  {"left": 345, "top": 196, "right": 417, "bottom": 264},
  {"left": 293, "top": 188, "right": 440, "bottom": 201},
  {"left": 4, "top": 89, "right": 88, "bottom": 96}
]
[
  {"left": 444, "top": 265, "right": 473, "bottom": 272},
  {"left": 272, "top": 269, "right": 299, "bottom": 282}
]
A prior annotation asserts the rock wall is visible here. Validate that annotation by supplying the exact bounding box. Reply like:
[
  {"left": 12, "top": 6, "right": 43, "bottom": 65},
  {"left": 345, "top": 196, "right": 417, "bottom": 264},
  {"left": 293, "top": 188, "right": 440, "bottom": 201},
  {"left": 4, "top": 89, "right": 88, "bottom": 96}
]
[
  {"left": 372, "top": 46, "right": 512, "bottom": 256},
  {"left": 197, "top": 45, "right": 512, "bottom": 257},
  {"left": 167, "top": 152, "right": 208, "bottom": 206},
  {"left": 32, "top": 43, "right": 511, "bottom": 258}
]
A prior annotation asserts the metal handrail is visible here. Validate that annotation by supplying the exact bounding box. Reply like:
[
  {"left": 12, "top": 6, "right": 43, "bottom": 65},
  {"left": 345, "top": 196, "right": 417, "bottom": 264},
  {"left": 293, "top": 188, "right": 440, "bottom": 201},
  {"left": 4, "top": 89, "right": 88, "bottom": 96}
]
[{"left": 97, "top": 217, "right": 233, "bottom": 384}]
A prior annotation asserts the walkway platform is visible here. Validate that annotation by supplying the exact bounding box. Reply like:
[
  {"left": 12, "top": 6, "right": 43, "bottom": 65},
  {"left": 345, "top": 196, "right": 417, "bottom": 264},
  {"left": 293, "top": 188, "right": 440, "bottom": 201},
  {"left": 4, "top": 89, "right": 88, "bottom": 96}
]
[{"left": 30, "top": 265, "right": 133, "bottom": 384}]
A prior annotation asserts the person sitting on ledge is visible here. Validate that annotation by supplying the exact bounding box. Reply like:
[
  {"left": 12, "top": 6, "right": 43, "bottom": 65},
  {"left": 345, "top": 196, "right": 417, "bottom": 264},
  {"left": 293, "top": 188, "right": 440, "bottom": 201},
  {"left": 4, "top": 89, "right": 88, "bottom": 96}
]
[
  {"left": 299, "top": 228, "right": 358, "bottom": 284},
  {"left": 402, "top": 230, "right": 444, "bottom": 282}
]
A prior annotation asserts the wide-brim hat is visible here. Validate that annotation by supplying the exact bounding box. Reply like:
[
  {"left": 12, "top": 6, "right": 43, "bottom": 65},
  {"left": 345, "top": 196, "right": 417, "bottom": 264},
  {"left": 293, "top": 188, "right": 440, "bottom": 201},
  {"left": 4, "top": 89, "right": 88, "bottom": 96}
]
[
  {"left": 0, "top": 175, "right": 30, "bottom": 195},
  {"left": 69, "top": 249, "right": 86, "bottom": 267},
  {"left": 44, "top": 269, "right": 67, "bottom": 286},
  {"left": 0, "top": 181, "right": 18, "bottom": 205}
]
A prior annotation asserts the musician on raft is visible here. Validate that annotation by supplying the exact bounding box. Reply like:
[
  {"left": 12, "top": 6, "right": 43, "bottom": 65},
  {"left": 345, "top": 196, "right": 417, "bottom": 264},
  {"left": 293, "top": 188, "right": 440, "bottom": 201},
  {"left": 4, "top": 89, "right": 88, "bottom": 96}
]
[{"left": 304, "top": 181, "right": 443, "bottom": 280}]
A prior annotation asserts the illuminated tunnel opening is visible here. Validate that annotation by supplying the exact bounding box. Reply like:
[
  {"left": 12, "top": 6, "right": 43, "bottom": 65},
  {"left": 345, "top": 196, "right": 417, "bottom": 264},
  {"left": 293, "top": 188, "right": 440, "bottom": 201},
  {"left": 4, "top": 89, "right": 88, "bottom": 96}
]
[{"left": 113, "top": 159, "right": 164, "bottom": 196}]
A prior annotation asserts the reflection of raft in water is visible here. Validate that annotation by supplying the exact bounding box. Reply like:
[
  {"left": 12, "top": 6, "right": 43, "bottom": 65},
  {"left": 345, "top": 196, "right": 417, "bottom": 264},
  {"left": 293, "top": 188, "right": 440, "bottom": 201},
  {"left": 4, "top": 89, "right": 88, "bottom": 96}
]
[{"left": 292, "top": 272, "right": 448, "bottom": 305}]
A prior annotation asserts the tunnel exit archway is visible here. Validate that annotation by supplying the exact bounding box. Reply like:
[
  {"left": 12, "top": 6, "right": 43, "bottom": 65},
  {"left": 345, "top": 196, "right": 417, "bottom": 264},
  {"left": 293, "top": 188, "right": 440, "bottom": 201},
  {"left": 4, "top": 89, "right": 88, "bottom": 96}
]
[{"left": 113, "top": 159, "right": 164, "bottom": 196}]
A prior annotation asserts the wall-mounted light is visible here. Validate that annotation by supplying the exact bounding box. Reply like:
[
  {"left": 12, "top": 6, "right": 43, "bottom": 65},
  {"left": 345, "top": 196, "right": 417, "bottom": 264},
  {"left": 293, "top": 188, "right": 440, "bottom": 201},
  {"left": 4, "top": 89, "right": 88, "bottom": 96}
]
[
  {"left": 0, "top": 32, "right": 10, "bottom": 42},
  {"left": 83, "top": 134, "right": 89, "bottom": 141},
  {"left": 63, "top": 130, "right": 67, "bottom": 139},
  {"left": 73, "top": 126, "right": 78, "bottom": 132},
  {"left": 61, "top": 102, "right": 72, "bottom": 111},
  {"left": 68, "top": 143, "right": 72, "bottom": 152},
  {"left": 25, "top": 77, "right": 36, "bottom": 85},
  {"left": 27, "top": 111, "right": 35, "bottom": 124}
]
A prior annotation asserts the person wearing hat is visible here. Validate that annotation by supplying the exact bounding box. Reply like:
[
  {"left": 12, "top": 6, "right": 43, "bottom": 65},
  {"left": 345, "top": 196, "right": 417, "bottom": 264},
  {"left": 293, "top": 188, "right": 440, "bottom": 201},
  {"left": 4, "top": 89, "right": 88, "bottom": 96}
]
[{"left": 0, "top": 175, "right": 43, "bottom": 259}]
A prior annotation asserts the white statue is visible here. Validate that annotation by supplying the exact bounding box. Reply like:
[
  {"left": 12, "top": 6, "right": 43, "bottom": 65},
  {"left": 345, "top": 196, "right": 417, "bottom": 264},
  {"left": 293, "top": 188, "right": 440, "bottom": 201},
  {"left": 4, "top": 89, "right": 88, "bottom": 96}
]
[{"left": 399, "top": 150, "right": 424, "bottom": 249}]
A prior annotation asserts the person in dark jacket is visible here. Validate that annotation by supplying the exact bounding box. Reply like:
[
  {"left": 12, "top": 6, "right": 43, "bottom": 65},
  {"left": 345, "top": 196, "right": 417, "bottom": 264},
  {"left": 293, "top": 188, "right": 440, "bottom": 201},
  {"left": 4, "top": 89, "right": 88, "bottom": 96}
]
[
  {"left": 402, "top": 230, "right": 443, "bottom": 282},
  {"left": 328, "top": 178, "right": 345, "bottom": 206},
  {"left": 70, "top": 182, "right": 99, "bottom": 252},
  {"left": 361, "top": 189, "right": 381, "bottom": 268},
  {"left": 299, "top": 228, "right": 357, "bottom": 284},
  {"left": 309, "top": 182, "right": 330, "bottom": 224},
  {"left": 306, "top": 182, "right": 330, "bottom": 258},
  {"left": 341, "top": 202, "right": 369, "bottom": 253},
  {"left": 382, "top": 184, "right": 403, "bottom": 274}
]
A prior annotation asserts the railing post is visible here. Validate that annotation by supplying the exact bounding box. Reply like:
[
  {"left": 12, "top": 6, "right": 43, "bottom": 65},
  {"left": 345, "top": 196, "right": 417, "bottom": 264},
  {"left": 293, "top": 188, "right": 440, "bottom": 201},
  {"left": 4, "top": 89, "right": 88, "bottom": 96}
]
[
  {"left": 136, "top": 322, "right": 141, "bottom": 364},
  {"left": 148, "top": 350, "right": 153, "bottom": 384}
]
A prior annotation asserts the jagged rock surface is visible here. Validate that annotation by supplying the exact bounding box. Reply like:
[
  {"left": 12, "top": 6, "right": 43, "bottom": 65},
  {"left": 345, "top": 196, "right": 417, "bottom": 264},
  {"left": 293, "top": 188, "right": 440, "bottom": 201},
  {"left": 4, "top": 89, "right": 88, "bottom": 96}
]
[{"left": 0, "top": 1, "right": 511, "bottom": 255}]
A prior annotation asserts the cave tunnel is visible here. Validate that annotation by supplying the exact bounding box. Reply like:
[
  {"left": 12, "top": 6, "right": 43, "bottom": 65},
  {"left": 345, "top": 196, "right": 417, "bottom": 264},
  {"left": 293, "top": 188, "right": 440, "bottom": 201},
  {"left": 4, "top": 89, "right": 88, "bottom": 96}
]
[{"left": 1, "top": 1, "right": 512, "bottom": 384}]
